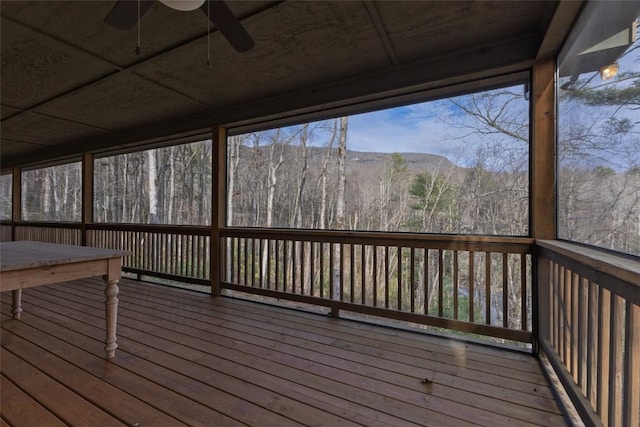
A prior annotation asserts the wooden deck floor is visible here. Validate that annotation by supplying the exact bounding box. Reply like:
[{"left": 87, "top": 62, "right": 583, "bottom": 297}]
[{"left": 0, "top": 278, "right": 568, "bottom": 426}]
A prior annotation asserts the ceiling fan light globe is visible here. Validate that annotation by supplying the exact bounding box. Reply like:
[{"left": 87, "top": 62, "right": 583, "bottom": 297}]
[{"left": 159, "top": 0, "right": 206, "bottom": 12}]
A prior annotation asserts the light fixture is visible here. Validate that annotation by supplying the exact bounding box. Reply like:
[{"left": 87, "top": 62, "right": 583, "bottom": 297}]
[
  {"left": 599, "top": 63, "right": 619, "bottom": 80},
  {"left": 159, "top": 0, "right": 205, "bottom": 12}
]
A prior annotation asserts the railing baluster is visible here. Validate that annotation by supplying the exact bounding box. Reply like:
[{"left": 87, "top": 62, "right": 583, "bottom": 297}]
[
  {"left": 423, "top": 248, "right": 429, "bottom": 315},
  {"left": 340, "top": 243, "right": 344, "bottom": 302},
  {"left": 469, "top": 251, "right": 476, "bottom": 322},
  {"left": 587, "top": 280, "right": 597, "bottom": 407},
  {"left": 236, "top": 237, "right": 241, "bottom": 284},
  {"left": 521, "top": 254, "right": 527, "bottom": 330},
  {"left": 373, "top": 245, "right": 378, "bottom": 307},
  {"left": 484, "top": 252, "right": 491, "bottom": 325},
  {"left": 571, "top": 272, "right": 579, "bottom": 382},
  {"left": 438, "top": 249, "right": 443, "bottom": 317},
  {"left": 350, "top": 243, "right": 355, "bottom": 303},
  {"left": 608, "top": 295, "right": 623, "bottom": 427},
  {"left": 410, "top": 247, "right": 415, "bottom": 313},
  {"left": 251, "top": 238, "right": 256, "bottom": 287},
  {"left": 384, "top": 246, "right": 389, "bottom": 309},
  {"left": 453, "top": 250, "right": 458, "bottom": 319},
  {"left": 564, "top": 267, "right": 572, "bottom": 369},
  {"left": 502, "top": 253, "right": 508, "bottom": 328},
  {"left": 397, "top": 246, "right": 402, "bottom": 311},
  {"left": 310, "top": 241, "right": 315, "bottom": 296},
  {"left": 361, "top": 245, "right": 366, "bottom": 305},
  {"left": 303, "top": 241, "right": 308, "bottom": 295},
  {"left": 190, "top": 234, "right": 195, "bottom": 278},
  {"left": 275, "top": 239, "right": 280, "bottom": 290},
  {"left": 267, "top": 239, "right": 272, "bottom": 290},
  {"left": 320, "top": 242, "right": 325, "bottom": 298},
  {"left": 259, "top": 238, "right": 263, "bottom": 288},
  {"left": 623, "top": 302, "right": 639, "bottom": 427},
  {"left": 597, "top": 287, "right": 611, "bottom": 423},
  {"left": 291, "top": 240, "right": 297, "bottom": 293},
  {"left": 244, "top": 237, "right": 249, "bottom": 286},
  {"left": 285, "top": 240, "right": 290, "bottom": 292},
  {"left": 558, "top": 265, "right": 565, "bottom": 363},
  {"left": 329, "top": 243, "right": 335, "bottom": 300},
  {"left": 552, "top": 262, "right": 558, "bottom": 351},
  {"left": 577, "top": 276, "right": 586, "bottom": 392}
]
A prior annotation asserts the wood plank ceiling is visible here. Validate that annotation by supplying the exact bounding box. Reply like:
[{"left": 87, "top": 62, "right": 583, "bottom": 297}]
[{"left": 1, "top": 1, "right": 580, "bottom": 167}]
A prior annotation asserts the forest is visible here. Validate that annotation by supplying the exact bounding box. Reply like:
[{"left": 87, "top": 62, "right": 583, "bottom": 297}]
[{"left": 1, "top": 70, "right": 638, "bottom": 258}]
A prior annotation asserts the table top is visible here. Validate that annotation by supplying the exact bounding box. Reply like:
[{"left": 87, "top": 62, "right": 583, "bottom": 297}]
[{"left": 0, "top": 241, "right": 129, "bottom": 272}]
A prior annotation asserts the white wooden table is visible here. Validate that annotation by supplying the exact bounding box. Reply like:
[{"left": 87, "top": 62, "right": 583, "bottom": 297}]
[{"left": 0, "top": 241, "right": 129, "bottom": 359}]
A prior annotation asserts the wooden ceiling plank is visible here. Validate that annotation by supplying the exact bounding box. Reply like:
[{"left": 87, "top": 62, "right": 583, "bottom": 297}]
[
  {"left": 0, "top": 2, "right": 282, "bottom": 124},
  {"left": 1, "top": 32, "right": 536, "bottom": 167}
]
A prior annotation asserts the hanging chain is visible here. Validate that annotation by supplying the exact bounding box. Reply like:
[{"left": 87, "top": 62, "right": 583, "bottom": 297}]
[
  {"left": 207, "top": 0, "right": 211, "bottom": 67},
  {"left": 135, "top": 0, "right": 141, "bottom": 55}
]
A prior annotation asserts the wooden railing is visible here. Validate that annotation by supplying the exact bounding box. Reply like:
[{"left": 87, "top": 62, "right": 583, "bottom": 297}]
[
  {"left": 14, "top": 221, "right": 81, "bottom": 245},
  {"left": 88, "top": 224, "right": 211, "bottom": 286},
  {"left": 537, "top": 240, "right": 639, "bottom": 427},
  {"left": 220, "top": 228, "right": 534, "bottom": 343},
  {"left": 6, "top": 222, "right": 211, "bottom": 286},
  {"left": 7, "top": 221, "right": 534, "bottom": 342}
]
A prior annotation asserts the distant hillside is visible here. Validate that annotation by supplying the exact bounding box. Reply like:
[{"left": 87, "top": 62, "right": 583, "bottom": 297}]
[
  {"left": 237, "top": 144, "right": 461, "bottom": 175},
  {"left": 345, "top": 150, "right": 457, "bottom": 173}
]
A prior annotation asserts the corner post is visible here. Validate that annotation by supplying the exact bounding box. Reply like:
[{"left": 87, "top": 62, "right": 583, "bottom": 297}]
[{"left": 531, "top": 57, "right": 557, "bottom": 354}]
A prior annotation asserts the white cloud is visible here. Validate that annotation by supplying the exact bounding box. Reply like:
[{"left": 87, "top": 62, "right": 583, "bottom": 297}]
[{"left": 347, "top": 102, "right": 467, "bottom": 158}]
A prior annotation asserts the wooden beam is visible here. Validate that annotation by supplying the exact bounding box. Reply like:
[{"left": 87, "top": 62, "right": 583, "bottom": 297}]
[
  {"left": 364, "top": 1, "right": 399, "bottom": 66},
  {"left": 211, "top": 126, "right": 227, "bottom": 297},
  {"left": 531, "top": 57, "right": 556, "bottom": 240},
  {"left": 536, "top": 0, "right": 584, "bottom": 59}
]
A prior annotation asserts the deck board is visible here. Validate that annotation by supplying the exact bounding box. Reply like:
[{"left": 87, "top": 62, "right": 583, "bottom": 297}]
[{"left": 1, "top": 278, "right": 568, "bottom": 426}]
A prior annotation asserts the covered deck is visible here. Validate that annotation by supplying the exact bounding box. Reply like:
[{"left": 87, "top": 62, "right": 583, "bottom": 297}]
[
  {"left": 2, "top": 1, "right": 640, "bottom": 426},
  {"left": 1, "top": 277, "right": 566, "bottom": 427}
]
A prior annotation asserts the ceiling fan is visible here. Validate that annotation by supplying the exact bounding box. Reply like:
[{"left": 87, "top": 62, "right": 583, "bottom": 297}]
[{"left": 104, "top": 0, "right": 254, "bottom": 52}]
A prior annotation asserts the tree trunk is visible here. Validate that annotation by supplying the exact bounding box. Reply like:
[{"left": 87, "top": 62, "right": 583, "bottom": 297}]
[
  {"left": 333, "top": 116, "right": 348, "bottom": 300},
  {"left": 318, "top": 119, "right": 338, "bottom": 230},
  {"left": 148, "top": 150, "right": 159, "bottom": 223}
]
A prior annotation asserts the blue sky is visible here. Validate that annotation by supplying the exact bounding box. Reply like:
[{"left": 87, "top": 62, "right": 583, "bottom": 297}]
[{"left": 346, "top": 101, "right": 456, "bottom": 156}]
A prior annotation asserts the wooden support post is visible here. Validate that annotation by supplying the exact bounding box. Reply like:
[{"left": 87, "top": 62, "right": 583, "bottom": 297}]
[
  {"left": 531, "top": 57, "right": 557, "bottom": 355},
  {"left": 82, "top": 153, "right": 94, "bottom": 247},
  {"left": 211, "top": 126, "right": 227, "bottom": 297},
  {"left": 531, "top": 57, "right": 556, "bottom": 240},
  {"left": 11, "top": 166, "right": 21, "bottom": 241}
]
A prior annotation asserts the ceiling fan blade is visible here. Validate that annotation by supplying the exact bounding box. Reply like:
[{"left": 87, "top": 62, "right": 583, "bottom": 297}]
[
  {"left": 105, "top": 0, "right": 155, "bottom": 30},
  {"left": 201, "top": 0, "right": 255, "bottom": 52}
]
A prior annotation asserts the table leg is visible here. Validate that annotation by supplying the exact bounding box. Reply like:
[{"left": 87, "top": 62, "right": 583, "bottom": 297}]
[
  {"left": 104, "top": 279, "right": 119, "bottom": 359},
  {"left": 11, "top": 289, "right": 22, "bottom": 319}
]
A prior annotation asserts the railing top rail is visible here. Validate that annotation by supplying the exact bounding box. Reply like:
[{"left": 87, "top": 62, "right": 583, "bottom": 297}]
[
  {"left": 537, "top": 240, "right": 640, "bottom": 289},
  {"left": 13, "top": 221, "right": 212, "bottom": 235},
  {"left": 221, "top": 227, "right": 534, "bottom": 253},
  {"left": 87, "top": 223, "right": 211, "bottom": 235},
  {"left": 14, "top": 221, "right": 81, "bottom": 229}
]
